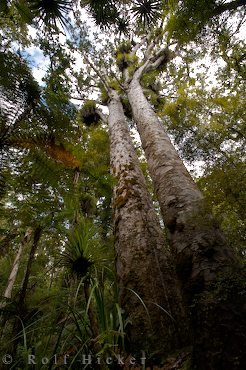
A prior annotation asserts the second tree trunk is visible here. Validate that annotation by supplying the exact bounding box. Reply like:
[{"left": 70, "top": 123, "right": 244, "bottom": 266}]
[{"left": 108, "top": 89, "right": 188, "bottom": 357}]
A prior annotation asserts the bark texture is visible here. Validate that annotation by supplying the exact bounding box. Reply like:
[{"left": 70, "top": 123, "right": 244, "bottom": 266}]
[
  {"left": 108, "top": 89, "right": 188, "bottom": 356},
  {"left": 127, "top": 75, "right": 246, "bottom": 369},
  {"left": 127, "top": 76, "right": 236, "bottom": 298}
]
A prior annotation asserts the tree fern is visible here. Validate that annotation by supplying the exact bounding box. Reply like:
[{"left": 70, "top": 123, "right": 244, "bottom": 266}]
[{"left": 0, "top": 51, "right": 39, "bottom": 126}]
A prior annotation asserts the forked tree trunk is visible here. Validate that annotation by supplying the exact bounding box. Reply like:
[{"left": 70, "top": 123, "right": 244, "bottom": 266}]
[
  {"left": 108, "top": 89, "right": 188, "bottom": 357},
  {"left": 127, "top": 76, "right": 246, "bottom": 369}
]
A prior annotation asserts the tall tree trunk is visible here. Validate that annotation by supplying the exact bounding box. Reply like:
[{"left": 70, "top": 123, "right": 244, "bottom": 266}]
[
  {"left": 108, "top": 89, "right": 188, "bottom": 357},
  {"left": 0, "top": 228, "right": 32, "bottom": 349},
  {"left": 8, "top": 227, "right": 42, "bottom": 359},
  {"left": 1, "top": 228, "right": 32, "bottom": 302},
  {"left": 18, "top": 226, "right": 42, "bottom": 308},
  {"left": 127, "top": 76, "right": 236, "bottom": 292},
  {"left": 127, "top": 75, "right": 246, "bottom": 369}
]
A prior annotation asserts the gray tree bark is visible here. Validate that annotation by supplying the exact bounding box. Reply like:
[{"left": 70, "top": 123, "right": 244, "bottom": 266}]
[
  {"left": 108, "top": 89, "right": 188, "bottom": 356},
  {"left": 127, "top": 74, "right": 236, "bottom": 298},
  {"left": 126, "top": 70, "right": 245, "bottom": 370}
]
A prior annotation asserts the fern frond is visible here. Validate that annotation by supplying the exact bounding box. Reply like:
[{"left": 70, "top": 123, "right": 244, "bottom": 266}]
[
  {"left": 0, "top": 50, "right": 40, "bottom": 146},
  {"left": 0, "top": 51, "right": 39, "bottom": 117},
  {"left": 9, "top": 134, "right": 81, "bottom": 169}
]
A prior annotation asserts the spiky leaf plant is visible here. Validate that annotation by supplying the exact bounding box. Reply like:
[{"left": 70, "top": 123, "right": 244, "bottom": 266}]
[
  {"left": 81, "top": 0, "right": 119, "bottom": 28},
  {"left": 131, "top": 0, "right": 163, "bottom": 26},
  {"left": 26, "top": 0, "right": 73, "bottom": 28},
  {"left": 116, "top": 16, "right": 130, "bottom": 35},
  {"left": 61, "top": 219, "right": 109, "bottom": 278}
]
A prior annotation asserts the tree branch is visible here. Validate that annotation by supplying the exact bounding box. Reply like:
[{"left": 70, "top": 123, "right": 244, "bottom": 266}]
[
  {"left": 130, "top": 47, "right": 174, "bottom": 82},
  {"left": 83, "top": 54, "right": 110, "bottom": 92},
  {"left": 95, "top": 108, "right": 108, "bottom": 124},
  {"left": 122, "top": 32, "right": 163, "bottom": 84}
]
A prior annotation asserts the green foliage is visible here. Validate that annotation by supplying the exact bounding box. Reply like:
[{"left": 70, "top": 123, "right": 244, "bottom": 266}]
[
  {"left": 100, "top": 85, "right": 109, "bottom": 104},
  {"left": 211, "top": 268, "right": 246, "bottom": 301},
  {"left": 217, "top": 31, "right": 246, "bottom": 79},
  {"left": 166, "top": 0, "right": 245, "bottom": 44},
  {"left": 161, "top": 45, "right": 245, "bottom": 163},
  {"left": 79, "top": 192, "right": 97, "bottom": 216},
  {"left": 116, "top": 52, "right": 138, "bottom": 72},
  {"left": 108, "top": 78, "right": 121, "bottom": 91},
  {"left": 166, "top": 0, "right": 214, "bottom": 42},
  {"left": 116, "top": 15, "right": 130, "bottom": 35},
  {"left": 141, "top": 70, "right": 166, "bottom": 109},
  {"left": 0, "top": 9, "right": 117, "bottom": 365},
  {"left": 0, "top": 1, "right": 31, "bottom": 46},
  {"left": 115, "top": 41, "right": 132, "bottom": 55},
  {"left": 114, "top": 40, "right": 139, "bottom": 76},
  {"left": 81, "top": 0, "right": 164, "bottom": 31},
  {"left": 14, "top": 0, "right": 35, "bottom": 25},
  {"left": 60, "top": 219, "right": 110, "bottom": 278},
  {"left": 0, "top": 51, "right": 39, "bottom": 121},
  {"left": 198, "top": 162, "right": 246, "bottom": 258},
  {"left": 87, "top": 281, "right": 125, "bottom": 355},
  {"left": 121, "top": 96, "right": 132, "bottom": 119},
  {"left": 81, "top": 0, "right": 119, "bottom": 28},
  {"left": 0, "top": 0, "right": 8, "bottom": 14}
]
